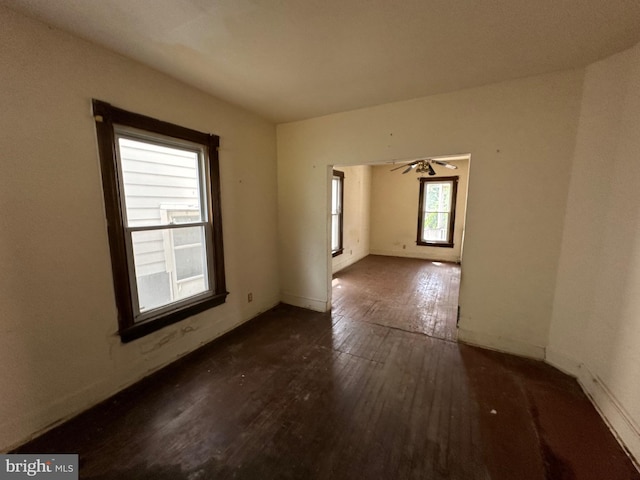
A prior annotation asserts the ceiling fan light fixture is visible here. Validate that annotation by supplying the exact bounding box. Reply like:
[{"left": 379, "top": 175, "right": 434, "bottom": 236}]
[
  {"left": 391, "top": 157, "right": 459, "bottom": 175},
  {"left": 415, "top": 160, "right": 429, "bottom": 174}
]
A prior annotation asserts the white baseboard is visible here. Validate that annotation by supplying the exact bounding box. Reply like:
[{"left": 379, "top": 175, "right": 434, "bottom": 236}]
[
  {"left": 546, "top": 347, "right": 639, "bottom": 471},
  {"left": 457, "top": 328, "right": 546, "bottom": 359},
  {"left": 577, "top": 367, "right": 640, "bottom": 470},
  {"left": 280, "top": 292, "right": 330, "bottom": 312},
  {"left": 332, "top": 249, "right": 369, "bottom": 274}
]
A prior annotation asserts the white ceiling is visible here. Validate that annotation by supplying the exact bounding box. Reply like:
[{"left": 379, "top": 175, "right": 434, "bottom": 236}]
[{"left": 4, "top": 0, "right": 640, "bottom": 123}]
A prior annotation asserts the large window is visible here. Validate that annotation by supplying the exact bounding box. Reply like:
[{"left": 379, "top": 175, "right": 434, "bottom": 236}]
[
  {"left": 93, "top": 100, "right": 227, "bottom": 342},
  {"left": 331, "top": 170, "right": 344, "bottom": 257},
  {"left": 417, "top": 176, "right": 458, "bottom": 248}
]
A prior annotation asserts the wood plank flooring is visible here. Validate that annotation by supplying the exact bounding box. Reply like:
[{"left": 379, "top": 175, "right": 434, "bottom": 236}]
[
  {"left": 332, "top": 255, "right": 460, "bottom": 341},
  {"left": 14, "top": 255, "right": 639, "bottom": 479}
]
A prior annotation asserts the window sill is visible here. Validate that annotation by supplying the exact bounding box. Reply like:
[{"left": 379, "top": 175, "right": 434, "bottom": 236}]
[
  {"left": 120, "top": 291, "right": 229, "bottom": 343},
  {"left": 417, "top": 241, "right": 454, "bottom": 248}
]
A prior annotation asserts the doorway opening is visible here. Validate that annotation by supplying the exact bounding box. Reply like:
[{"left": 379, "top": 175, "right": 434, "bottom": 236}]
[{"left": 329, "top": 155, "right": 470, "bottom": 341}]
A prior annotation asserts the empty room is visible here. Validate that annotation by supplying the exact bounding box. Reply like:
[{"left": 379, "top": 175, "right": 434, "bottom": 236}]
[{"left": 2, "top": 1, "right": 640, "bottom": 479}]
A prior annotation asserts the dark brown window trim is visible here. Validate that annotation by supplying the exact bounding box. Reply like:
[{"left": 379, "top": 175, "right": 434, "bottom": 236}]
[
  {"left": 416, "top": 176, "right": 459, "bottom": 248},
  {"left": 93, "top": 99, "right": 228, "bottom": 342},
  {"left": 332, "top": 170, "right": 344, "bottom": 257}
]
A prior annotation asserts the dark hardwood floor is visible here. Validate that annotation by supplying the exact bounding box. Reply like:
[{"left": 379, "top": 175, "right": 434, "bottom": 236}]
[{"left": 14, "top": 255, "right": 639, "bottom": 479}]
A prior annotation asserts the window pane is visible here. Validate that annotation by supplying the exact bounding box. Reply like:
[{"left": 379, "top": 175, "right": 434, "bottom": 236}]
[
  {"left": 131, "top": 226, "right": 209, "bottom": 315},
  {"left": 175, "top": 245, "right": 204, "bottom": 280},
  {"left": 426, "top": 182, "right": 452, "bottom": 212},
  {"left": 332, "top": 177, "right": 341, "bottom": 214},
  {"left": 426, "top": 184, "right": 440, "bottom": 211},
  {"left": 173, "top": 224, "right": 203, "bottom": 247},
  {"left": 331, "top": 214, "right": 340, "bottom": 251},
  {"left": 118, "top": 137, "right": 203, "bottom": 227},
  {"left": 423, "top": 212, "right": 449, "bottom": 242}
]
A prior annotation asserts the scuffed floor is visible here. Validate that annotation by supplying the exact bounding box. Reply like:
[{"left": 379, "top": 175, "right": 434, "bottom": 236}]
[
  {"left": 14, "top": 256, "right": 639, "bottom": 479},
  {"left": 460, "top": 345, "right": 638, "bottom": 479}
]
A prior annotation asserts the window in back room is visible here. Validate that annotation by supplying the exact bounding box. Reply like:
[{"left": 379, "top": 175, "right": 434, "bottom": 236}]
[{"left": 417, "top": 176, "right": 459, "bottom": 248}]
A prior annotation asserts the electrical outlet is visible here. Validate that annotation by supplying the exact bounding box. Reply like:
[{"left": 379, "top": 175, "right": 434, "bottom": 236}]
[{"left": 248, "top": 293, "right": 253, "bottom": 302}]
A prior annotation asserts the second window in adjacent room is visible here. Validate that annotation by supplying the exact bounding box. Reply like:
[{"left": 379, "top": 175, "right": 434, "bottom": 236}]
[{"left": 417, "top": 176, "right": 458, "bottom": 248}]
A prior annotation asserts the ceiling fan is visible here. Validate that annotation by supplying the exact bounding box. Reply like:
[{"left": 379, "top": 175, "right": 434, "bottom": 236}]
[{"left": 390, "top": 158, "right": 458, "bottom": 176}]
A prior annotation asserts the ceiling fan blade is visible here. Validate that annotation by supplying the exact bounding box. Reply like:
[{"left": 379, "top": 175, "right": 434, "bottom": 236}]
[
  {"left": 431, "top": 160, "right": 458, "bottom": 169},
  {"left": 390, "top": 160, "right": 421, "bottom": 172},
  {"left": 402, "top": 164, "right": 417, "bottom": 174}
]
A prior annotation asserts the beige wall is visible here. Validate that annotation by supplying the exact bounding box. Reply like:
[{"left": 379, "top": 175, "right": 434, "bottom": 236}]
[
  {"left": 331, "top": 165, "right": 371, "bottom": 274},
  {"left": 548, "top": 42, "right": 640, "bottom": 464},
  {"left": 278, "top": 69, "right": 583, "bottom": 357},
  {"left": 0, "top": 7, "right": 279, "bottom": 451},
  {"left": 370, "top": 160, "right": 469, "bottom": 263},
  {"left": 7, "top": 1, "right": 640, "bottom": 464}
]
